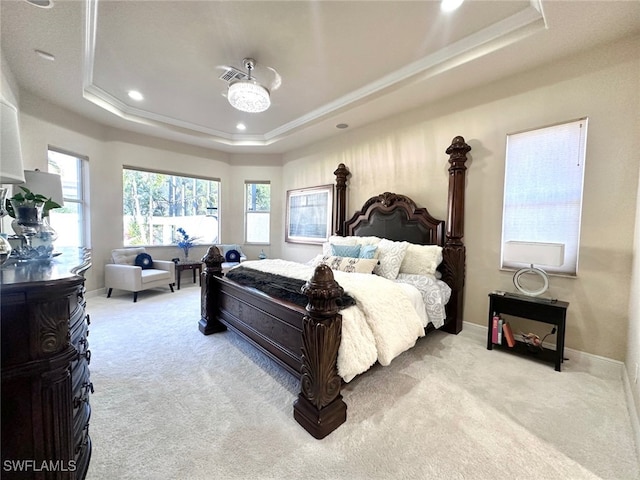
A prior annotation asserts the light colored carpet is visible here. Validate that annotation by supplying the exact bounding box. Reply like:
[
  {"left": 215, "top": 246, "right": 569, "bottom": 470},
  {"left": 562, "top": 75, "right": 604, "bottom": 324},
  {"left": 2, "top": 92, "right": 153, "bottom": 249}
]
[{"left": 85, "top": 285, "right": 639, "bottom": 480}]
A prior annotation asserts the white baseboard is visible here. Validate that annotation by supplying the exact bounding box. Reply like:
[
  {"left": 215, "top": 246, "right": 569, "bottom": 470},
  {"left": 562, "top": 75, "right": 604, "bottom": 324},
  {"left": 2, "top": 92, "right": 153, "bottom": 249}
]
[
  {"left": 461, "top": 320, "right": 488, "bottom": 341},
  {"left": 463, "top": 320, "right": 623, "bottom": 379},
  {"left": 622, "top": 366, "right": 640, "bottom": 463},
  {"left": 86, "top": 288, "right": 106, "bottom": 299}
]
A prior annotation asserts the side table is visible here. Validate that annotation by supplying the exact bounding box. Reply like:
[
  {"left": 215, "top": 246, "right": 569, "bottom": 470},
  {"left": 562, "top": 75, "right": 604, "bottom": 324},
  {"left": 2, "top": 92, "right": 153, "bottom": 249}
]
[
  {"left": 175, "top": 261, "right": 203, "bottom": 290},
  {"left": 487, "top": 292, "right": 569, "bottom": 371}
]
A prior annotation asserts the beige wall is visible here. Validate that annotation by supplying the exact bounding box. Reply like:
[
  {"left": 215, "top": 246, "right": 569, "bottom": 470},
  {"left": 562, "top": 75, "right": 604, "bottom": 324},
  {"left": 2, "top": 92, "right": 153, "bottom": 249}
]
[
  {"left": 12, "top": 94, "right": 284, "bottom": 292},
  {"left": 2, "top": 35, "right": 638, "bottom": 365},
  {"left": 628, "top": 166, "right": 640, "bottom": 433},
  {"left": 281, "top": 36, "right": 640, "bottom": 362}
]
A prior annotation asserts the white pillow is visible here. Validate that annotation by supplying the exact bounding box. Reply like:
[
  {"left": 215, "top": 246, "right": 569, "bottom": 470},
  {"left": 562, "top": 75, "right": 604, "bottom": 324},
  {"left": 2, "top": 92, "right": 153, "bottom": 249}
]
[
  {"left": 328, "top": 235, "right": 357, "bottom": 245},
  {"left": 399, "top": 244, "right": 443, "bottom": 276},
  {"left": 323, "top": 236, "right": 358, "bottom": 256},
  {"left": 373, "top": 239, "right": 409, "bottom": 279},
  {"left": 314, "top": 255, "right": 378, "bottom": 274},
  {"left": 354, "top": 236, "right": 382, "bottom": 246}
]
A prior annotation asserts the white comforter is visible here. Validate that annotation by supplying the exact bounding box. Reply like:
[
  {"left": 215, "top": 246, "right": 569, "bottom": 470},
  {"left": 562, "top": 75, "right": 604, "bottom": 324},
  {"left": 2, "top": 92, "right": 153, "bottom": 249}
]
[{"left": 233, "top": 260, "right": 429, "bottom": 382}]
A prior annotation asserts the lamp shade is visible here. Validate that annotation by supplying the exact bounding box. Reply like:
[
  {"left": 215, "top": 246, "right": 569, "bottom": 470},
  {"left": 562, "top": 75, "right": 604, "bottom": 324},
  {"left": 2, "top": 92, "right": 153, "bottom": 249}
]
[
  {"left": 228, "top": 81, "right": 270, "bottom": 113},
  {"left": 22, "top": 170, "right": 64, "bottom": 206},
  {"left": 503, "top": 241, "right": 565, "bottom": 267},
  {"left": 0, "top": 97, "right": 26, "bottom": 184}
]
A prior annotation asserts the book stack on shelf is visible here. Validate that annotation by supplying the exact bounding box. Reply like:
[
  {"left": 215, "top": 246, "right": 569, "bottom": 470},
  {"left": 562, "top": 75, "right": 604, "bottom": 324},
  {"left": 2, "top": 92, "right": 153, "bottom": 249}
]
[{"left": 491, "top": 312, "right": 516, "bottom": 347}]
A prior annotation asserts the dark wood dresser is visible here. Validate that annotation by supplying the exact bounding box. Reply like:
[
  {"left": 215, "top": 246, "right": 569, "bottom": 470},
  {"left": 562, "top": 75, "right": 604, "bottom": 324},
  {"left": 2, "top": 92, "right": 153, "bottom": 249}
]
[{"left": 1, "top": 249, "right": 92, "bottom": 479}]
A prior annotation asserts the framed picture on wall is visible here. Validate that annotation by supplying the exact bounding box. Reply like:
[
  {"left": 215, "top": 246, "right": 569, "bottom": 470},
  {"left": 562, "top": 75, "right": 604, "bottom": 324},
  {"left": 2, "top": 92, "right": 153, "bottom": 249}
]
[{"left": 285, "top": 184, "right": 334, "bottom": 244}]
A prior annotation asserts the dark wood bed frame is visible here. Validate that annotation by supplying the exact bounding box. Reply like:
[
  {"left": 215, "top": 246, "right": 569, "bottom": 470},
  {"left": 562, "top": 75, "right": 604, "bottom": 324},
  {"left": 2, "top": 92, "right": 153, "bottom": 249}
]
[{"left": 199, "top": 135, "right": 471, "bottom": 439}]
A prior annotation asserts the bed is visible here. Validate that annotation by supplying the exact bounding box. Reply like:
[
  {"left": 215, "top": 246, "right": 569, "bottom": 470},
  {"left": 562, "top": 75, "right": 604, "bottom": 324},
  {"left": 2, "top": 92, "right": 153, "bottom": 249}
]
[{"left": 198, "top": 135, "right": 471, "bottom": 438}]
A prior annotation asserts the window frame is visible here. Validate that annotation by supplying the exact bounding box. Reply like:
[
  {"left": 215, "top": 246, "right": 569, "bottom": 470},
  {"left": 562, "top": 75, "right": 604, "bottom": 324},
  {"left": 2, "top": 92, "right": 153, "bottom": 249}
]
[
  {"left": 47, "top": 146, "right": 89, "bottom": 249},
  {"left": 122, "top": 166, "right": 220, "bottom": 247},
  {"left": 285, "top": 184, "right": 334, "bottom": 245},
  {"left": 244, "top": 181, "right": 271, "bottom": 245},
  {"left": 500, "top": 118, "right": 588, "bottom": 277}
]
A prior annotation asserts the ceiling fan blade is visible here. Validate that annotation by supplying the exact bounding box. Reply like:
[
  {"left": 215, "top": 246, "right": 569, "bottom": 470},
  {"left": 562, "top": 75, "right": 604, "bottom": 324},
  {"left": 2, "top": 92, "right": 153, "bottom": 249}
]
[{"left": 266, "top": 66, "right": 282, "bottom": 91}]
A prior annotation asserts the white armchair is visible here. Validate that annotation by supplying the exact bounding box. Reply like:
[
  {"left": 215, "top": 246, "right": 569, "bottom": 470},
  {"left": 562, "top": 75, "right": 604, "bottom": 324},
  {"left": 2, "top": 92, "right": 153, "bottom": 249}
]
[{"left": 105, "top": 247, "right": 175, "bottom": 302}]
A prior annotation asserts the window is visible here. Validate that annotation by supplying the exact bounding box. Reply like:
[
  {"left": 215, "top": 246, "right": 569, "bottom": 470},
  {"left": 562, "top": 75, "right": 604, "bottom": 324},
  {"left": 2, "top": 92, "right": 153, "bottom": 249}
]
[
  {"left": 122, "top": 168, "right": 219, "bottom": 246},
  {"left": 48, "top": 148, "right": 89, "bottom": 248},
  {"left": 285, "top": 185, "right": 333, "bottom": 244},
  {"left": 501, "top": 118, "right": 588, "bottom": 276},
  {"left": 245, "top": 181, "right": 270, "bottom": 244}
]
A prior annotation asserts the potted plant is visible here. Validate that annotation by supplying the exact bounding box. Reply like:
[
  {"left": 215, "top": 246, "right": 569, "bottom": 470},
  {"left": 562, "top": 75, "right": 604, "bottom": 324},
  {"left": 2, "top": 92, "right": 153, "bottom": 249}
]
[
  {"left": 5, "top": 186, "right": 62, "bottom": 221},
  {"left": 5, "top": 187, "right": 62, "bottom": 254}
]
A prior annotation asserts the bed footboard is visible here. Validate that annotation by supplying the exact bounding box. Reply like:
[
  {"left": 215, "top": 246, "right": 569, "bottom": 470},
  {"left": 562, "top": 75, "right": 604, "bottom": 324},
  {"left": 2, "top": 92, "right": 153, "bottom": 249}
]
[
  {"left": 200, "top": 247, "right": 346, "bottom": 438},
  {"left": 294, "top": 264, "right": 347, "bottom": 439}
]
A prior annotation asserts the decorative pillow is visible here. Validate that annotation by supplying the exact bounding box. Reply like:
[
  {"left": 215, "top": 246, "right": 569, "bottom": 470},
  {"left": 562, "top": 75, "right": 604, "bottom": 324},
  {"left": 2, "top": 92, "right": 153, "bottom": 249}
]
[
  {"left": 373, "top": 239, "right": 409, "bottom": 279},
  {"left": 331, "top": 244, "right": 361, "bottom": 258},
  {"left": 225, "top": 249, "right": 241, "bottom": 263},
  {"left": 354, "top": 236, "right": 382, "bottom": 246},
  {"left": 316, "top": 255, "right": 378, "bottom": 274},
  {"left": 358, "top": 245, "right": 378, "bottom": 259},
  {"left": 323, "top": 236, "right": 357, "bottom": 256},
  {"left": 328, "top": 235, "right": 358, "bottom": 245},
  {"left": 134, "top": 253, "right": 154, "bottom": 270},
  {"left": 399, "top": 244, "right": 443, "bottom": 276}
]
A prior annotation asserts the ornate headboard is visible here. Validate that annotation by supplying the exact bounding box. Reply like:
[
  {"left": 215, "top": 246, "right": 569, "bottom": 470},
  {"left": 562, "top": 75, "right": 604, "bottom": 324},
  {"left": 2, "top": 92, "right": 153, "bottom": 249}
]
[
  {"left": 333, "top": 136, "right": 471, "bottom": 334},
  {"left": 344, "top": 192, "right": 444, "bottom": 246}
]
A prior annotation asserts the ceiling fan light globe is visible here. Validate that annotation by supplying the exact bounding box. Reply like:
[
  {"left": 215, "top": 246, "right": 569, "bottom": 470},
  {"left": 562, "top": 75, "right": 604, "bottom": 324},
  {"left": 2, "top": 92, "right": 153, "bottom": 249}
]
[{"left": 228, "top": 81, "right": 271, "bottom": 113}]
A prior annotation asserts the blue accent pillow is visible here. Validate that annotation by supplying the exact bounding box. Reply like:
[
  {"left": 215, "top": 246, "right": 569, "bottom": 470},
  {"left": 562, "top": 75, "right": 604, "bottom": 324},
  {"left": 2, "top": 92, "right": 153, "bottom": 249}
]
[
  {"left": 331, "top": 244, "right": 361, "bottom": 258},
  {"left": 359, "top": 245, "right": 378, "bottom": 259},
  {"left": 134, "top": 253, "right": 153, "bottom": 270},
  {"left": 225, "top": 249, "right": 241, "bottom": 263}
]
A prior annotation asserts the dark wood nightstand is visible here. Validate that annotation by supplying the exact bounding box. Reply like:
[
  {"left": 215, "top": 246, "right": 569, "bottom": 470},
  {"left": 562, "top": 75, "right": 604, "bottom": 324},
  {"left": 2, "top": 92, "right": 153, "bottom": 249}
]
[
  {"left": 175, "top": 261, "right": 203, "bottom": 289},
  {"left": 487, "top": 292, "right": 569, "bottom": 371}
]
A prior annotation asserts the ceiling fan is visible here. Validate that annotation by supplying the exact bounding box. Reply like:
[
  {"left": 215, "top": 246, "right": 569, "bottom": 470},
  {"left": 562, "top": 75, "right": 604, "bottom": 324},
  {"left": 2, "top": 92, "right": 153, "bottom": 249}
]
[{"left": 218, "top": 58, "right": 282, "bottom": 113}]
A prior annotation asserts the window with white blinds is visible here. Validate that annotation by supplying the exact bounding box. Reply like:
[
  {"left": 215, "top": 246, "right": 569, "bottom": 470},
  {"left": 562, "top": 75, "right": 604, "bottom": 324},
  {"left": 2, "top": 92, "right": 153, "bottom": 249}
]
[{"left": 501, "top": 118, "right": 588, "bottom": 276}]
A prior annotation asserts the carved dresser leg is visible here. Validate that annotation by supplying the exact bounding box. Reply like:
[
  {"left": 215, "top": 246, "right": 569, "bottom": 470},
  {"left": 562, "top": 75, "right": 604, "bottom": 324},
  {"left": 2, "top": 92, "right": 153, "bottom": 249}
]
[{"left": 294, "top": 264, "right": 347, "bottom": 439}]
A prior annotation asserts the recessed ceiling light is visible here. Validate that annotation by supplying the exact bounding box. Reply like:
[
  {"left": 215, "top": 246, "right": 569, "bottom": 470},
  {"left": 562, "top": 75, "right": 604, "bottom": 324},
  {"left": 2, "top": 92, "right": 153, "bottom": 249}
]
[
  {"left": 236, "top": 123, "right": 247, "bottom": 131},
  {"left": 34, "top": 49, "right": 55, "bottom": 61},
  {"left": 127, "top": 90, "right": 144, "bottom": 101},
  {"left": 25, "top": 0, "right": 54, "bottom": 8},
  {"left": 336, "top": 123, "right": 349, "bottom": 129},
  {"left": 441, "top": 0, "right": 464, "bottom": 12}
]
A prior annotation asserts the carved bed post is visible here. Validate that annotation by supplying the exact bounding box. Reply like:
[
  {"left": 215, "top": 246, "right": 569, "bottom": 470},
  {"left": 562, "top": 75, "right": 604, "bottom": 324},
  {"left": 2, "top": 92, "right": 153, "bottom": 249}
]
[
  {"left": 442, "top": 135, "right": 471, "bottom": 334},
  {"left": 199, "top": 246, "right": 227, "bottom": 335},
  {"left": 333, "top": 163, "right": 350, "bottom": 236},
  {"left": 293, "top": 264, "right": 347, "bottom": 439}
]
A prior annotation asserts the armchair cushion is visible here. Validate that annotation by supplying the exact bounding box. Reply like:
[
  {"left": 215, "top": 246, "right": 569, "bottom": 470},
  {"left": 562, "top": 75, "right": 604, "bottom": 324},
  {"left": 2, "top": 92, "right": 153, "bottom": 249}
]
[
  {"left": 135, "top": 252, "right": 154, "bottom": 269},
  {"left": 112, "top": 247, "right": 146, "bottom": 265},
  {"left": 141, "top": 268, "right": 171, "bottom": 283},
  {"left": 215, "top": 244, "right": 247, "bottom": 270},
  {"left": 216, "top": 244, "right": 247, "bottom": 261},
  {"left": 225, "top": 249, "right": 241, "bottom": 263}
]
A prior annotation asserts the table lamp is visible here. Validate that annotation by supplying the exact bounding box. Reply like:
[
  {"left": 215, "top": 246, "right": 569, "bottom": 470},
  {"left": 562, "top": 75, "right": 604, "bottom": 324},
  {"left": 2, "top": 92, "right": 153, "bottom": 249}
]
[
  {"left": 21, "top": 169, "right": 64, "bottom": 209},
  {"left": 503, "top": 241, "right": 565, "bottom": 297}
]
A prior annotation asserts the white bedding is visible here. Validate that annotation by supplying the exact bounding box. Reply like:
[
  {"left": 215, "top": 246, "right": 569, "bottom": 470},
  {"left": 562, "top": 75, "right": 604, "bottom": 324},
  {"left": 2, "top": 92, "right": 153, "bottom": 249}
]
[
  {"left": 232, "top": 259, "right": 441, "bottom": 382},
  {"left": 395, "top": 273, "right": 451, "bottom": 329}
]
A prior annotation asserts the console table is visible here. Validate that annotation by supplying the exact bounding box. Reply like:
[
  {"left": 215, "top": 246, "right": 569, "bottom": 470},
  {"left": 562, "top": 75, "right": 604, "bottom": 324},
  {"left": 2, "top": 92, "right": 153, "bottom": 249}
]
[
  {"left": 1, "top": 249, "right": 92, "bottom": 479},
  {"left": 487, "top": 292, "right": 569, "bottom": 371}
]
